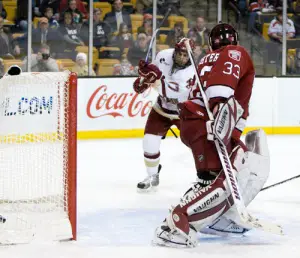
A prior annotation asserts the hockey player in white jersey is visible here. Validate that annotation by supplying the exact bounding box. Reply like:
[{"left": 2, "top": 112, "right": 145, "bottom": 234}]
[{"left": 133, "top": 38, "right": 196, "bottom": 191}]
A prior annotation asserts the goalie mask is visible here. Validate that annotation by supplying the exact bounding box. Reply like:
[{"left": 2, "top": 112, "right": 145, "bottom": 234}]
[
  {"left": 173, "top": 38, "right": 195, "bottom": 68},
  {"left": 209, "top": 23, "right": 239, "bottom": 51}
]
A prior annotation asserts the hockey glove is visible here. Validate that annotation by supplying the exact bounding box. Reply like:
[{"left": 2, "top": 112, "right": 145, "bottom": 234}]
[
  {"left": 138, "top": 60, "right": 162, "bottom": 82},
  {"left": 206, "top": 96, "right": 244, "bottom": 145},
  {"left": 133, "top": 60, "right": 162, "bottom": 94},
  {"left": 133, "top": 77, "right": 152, "bottom": 94}
]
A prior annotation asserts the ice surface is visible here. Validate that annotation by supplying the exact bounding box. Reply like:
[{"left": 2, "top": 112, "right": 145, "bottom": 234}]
[{"left": 1, "top": 135, "right": 300, "bottom": 257}]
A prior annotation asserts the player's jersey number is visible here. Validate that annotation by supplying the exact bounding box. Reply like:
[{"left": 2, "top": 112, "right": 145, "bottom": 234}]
[
  {"left": 189, "top": 62, "right": 240, "bottom": 99},
  {"left": 223, "top": 62, "right": 240, "bottom": 79}
]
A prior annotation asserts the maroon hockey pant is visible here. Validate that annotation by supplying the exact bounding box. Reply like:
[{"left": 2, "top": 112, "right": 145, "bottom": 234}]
[{"left": 144, "top": 108, "right": 180, "bottom": 136}]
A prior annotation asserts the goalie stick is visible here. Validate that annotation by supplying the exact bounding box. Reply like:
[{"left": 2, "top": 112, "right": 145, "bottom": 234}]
[{"left": 184, "top": 40, "right": 283, "bottom": 236}]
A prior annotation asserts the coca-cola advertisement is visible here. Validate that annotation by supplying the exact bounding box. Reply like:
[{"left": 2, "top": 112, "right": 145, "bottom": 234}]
[{"left": 78, "top": 78, "right": 158, "bottom": 133}]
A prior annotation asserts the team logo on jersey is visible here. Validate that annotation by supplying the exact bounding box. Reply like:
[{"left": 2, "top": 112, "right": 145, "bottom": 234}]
[
  {"left": 159, "top": 58, "right": 169, "bottom": 65},
  {"left": 228, "top": 50, "right": 241, "bottom": 61},
  {"left": 196, "top": 111, "right": 204, "bottom": 117}
]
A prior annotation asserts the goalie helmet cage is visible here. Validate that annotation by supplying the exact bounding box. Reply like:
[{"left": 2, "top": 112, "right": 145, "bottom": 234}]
[{"left": 0, "top": 71, "right": 77, "bottom": 244}]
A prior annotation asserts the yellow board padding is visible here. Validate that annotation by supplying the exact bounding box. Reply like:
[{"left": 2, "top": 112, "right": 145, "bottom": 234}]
[
  {"left": 0, "top": 132, "right": 64, "bottom": 144},
  {"left": 1, "top": 127, "right": 298, "bottom": 143},
  {"left": 77, "top": 127, "right": 300, "bottom": 140}
]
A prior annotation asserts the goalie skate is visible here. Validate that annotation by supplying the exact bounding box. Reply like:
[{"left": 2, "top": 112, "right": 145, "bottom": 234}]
[
  {"left": 152, "top": 221, "right": 198, "bottom": 248},
  {"left": 137, "top": 164, "right": 162, "bottom": 191}
]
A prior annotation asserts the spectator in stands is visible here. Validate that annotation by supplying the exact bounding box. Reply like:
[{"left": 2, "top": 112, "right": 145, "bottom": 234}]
[
  {"left": 61, "top": 0, "right": 85, "bottom": 25},
  {"left": 16, "top": 0, "right": 28, "bottom": 31},
  {"left": 0, "top": 16, "right": 20, "bottom": 59},
  {"left": 59, "top": 0, "right": 88, "bottom": 20},
  {"left": 57, "top": 11, "right": 85, "bottom": 58},
  {"left": 135, "top": 0, "right": 153, "bottom": 14},
  {"left": 43, "top": 7, "right": 59, "bottom": 29},
  {"left": 0, "top": 2, "right": 7, "bottom": 20},
  {"left": 270, "top": 0, "right": 294, "bottom": 12},
  {"left": 268, "top": 9, "right": 296, "bottom": 43},
  {"left": 113, "top": 56, "right": 137, "bottom": 76},
  {"left": 22, "top": 44, "right": 59, "bottom": 72},
  {"left": 248, "top": 0, "right": 275, "bottom": 33},
  {"left": 294, "top": 0, "right": 300, "bottom": 13},
  {"left": 137, "top": 14, "right": 153, "bottom": 38},
  {"left": 71, "top": 52, "right": 95, "bottom": 76},
  {"left": 293, "top": 0, "right": 300, "bottom": 36},
  {"left": 193, "top": 44, "right": 206, "bottom": 64},
  {"left": 104, "top": 0, "right": 132, "bottom": 33},
  {"left": 0, "top": 58, "right": 4, "bottom": 77},
  {"left": 134, "top": 2, "right": 145, "bottom": 15},
  {"left": 111, "top": 22, "right": 133, "bottom": 53},
  {"left": 158, "top": 0, "right": 182, "bottom": 16},
  {"left": 187, "top": 16, "right": 210, "bottom": 46},
  {"left": 187, "top": 29, "right": 198, "bottom": 44},
  {"left": 30, "top": 17, "right": 58, "bottom": 53},
  {"left": 81, "top": 8, "right": 112, "bottom": 49},
  {"left": 127, "top": 32, "right": 149, "bottom": 66},
  {"left": 165, "top": 21, "right": 185, "bottom": 47},
  {"left": 39, "top": 0, "right": 60, "bottom": 19},
  {"left": 295, "top": 49, "right": 300, "bottom": 73}
]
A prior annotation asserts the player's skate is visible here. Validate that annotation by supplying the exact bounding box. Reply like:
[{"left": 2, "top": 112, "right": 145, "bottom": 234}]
[
  {"left": 137, "top": 164, "right": 162, "bottom": 192},
  {"left": 0, "top": 215, "right": 6, "bottom": 223}
]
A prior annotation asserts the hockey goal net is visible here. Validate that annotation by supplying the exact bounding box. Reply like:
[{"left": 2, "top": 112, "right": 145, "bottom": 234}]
[{"left": 0, "top": 71, "right": 77, "bottom": 244}]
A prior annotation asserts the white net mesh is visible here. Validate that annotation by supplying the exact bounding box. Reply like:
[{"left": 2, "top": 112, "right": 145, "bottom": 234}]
[{"left": 0, "top": 71, "right": 75, "bottom": 244}]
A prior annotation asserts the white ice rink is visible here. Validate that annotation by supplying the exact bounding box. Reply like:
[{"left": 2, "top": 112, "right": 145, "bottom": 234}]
[{"left": 1, "top": 135, "right": 300, "bottom": 257}]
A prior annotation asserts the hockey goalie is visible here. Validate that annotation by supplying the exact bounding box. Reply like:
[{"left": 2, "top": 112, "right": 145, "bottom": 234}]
[{"left": 152, "top": 23, "right": 271, "bottom": 247}]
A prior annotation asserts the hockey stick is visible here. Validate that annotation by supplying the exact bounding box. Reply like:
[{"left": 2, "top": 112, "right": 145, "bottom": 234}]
[
  {"left": 138, "top": 8, "right": 172, "bottom": 85},
  {"left": 145, "top": 8, "right": 172, "bottom": 63},
  {"left": 184, "top": 40, "right": 283, "bottom": 235},
  {"left": 261, "top": 174, "right": 300, "bottom": 192},
  {"left": 162, "top": 127, "right": 178, "bottom": 140},
  {"left": 138, "top": 8, "right": 171, "bottom": 88}
]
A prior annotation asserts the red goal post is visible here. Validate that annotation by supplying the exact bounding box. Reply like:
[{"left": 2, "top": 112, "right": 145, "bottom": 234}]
[{"left": 0, "top": 71, "right": 77, "bottom": 244}]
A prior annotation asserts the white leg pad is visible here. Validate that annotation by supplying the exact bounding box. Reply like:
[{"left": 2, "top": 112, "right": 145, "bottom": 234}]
[{"left": 201, "top": 129, "right": 270, "bottom": 235}]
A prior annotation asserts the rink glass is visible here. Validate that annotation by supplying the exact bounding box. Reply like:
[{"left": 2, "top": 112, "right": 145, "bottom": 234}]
[{"left": 3, "top": 0, "right": 299, "bottom": 76}]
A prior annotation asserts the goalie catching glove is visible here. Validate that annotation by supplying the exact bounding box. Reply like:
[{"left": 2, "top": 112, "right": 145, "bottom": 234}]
[
  {"left": 206, "top": 96, "right": 244, "bottom": 145},
  {"left": 133, "top": 60, "right": 162, "bottom": 94}
]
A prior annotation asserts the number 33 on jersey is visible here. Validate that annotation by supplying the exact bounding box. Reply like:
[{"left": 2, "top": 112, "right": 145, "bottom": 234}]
[{"left": 187, "top": 44, "right": 255, "bottom": 139}]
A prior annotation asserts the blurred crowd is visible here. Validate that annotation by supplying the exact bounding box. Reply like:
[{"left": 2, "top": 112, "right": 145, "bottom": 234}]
[{"left": 0, "top": 0, "right": 299, "bottom": 76}]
